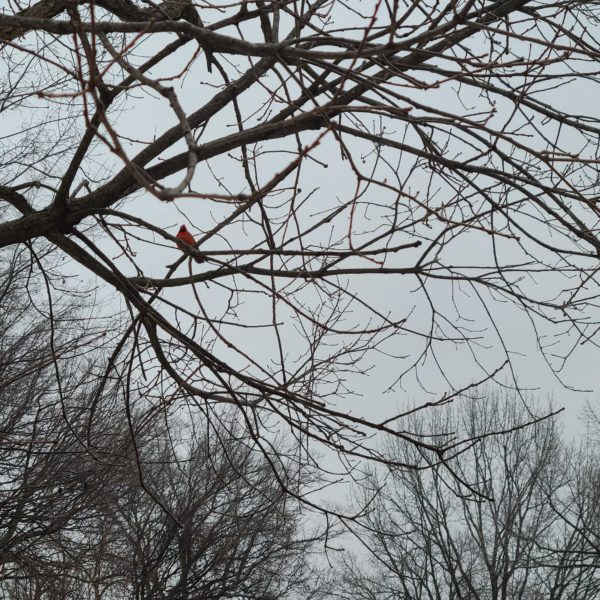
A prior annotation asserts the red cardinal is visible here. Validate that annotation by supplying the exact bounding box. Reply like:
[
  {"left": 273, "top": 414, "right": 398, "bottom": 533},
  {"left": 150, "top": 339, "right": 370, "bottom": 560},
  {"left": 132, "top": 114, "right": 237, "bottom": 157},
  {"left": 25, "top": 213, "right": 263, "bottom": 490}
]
[{"left": 176, "top": 225, "right": 202, "bottom": 263}]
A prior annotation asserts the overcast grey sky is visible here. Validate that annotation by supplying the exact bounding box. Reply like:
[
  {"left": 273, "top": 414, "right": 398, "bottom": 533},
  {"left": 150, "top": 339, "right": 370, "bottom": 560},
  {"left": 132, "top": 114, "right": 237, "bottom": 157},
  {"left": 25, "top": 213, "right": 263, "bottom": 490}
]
[{"left": 2, "top": 1, "right": 599, "bottom": 512}]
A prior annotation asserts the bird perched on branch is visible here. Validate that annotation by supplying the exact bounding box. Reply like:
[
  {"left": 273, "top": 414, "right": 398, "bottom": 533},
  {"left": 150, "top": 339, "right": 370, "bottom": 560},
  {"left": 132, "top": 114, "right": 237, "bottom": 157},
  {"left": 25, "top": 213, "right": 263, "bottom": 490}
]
[{"left": 176, "top": 225, "right": 202, "bottom": 263}]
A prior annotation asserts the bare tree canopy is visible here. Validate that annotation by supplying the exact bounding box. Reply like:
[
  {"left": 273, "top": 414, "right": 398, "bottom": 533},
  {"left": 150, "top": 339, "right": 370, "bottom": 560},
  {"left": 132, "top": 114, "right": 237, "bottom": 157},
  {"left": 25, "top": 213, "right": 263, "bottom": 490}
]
[
  {"left": 0, "top": 250, "right": 326, "bottom": 598},
  {"left": 1, "top": 0, "right": 599, "bottom": 506},
  {"left": 340, "top": 390, "right": 600, "bottom": 600}
]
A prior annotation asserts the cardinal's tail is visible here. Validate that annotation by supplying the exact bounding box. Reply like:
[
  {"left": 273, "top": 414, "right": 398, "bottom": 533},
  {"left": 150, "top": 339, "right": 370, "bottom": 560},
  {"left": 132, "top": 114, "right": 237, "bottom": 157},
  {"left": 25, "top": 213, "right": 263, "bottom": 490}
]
[{"left": 193, "top": 254, "right": 203, "bottom": 263}]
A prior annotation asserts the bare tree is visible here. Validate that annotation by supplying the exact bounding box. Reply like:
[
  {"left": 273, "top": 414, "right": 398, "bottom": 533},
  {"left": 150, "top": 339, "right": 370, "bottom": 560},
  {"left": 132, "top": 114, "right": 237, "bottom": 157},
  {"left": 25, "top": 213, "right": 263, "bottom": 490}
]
[
  {"left": 1, "top": 0, "right": 599, "bottom": 513},
  {"left": 0, "top": 247, "right": 328, "bottom": 598},
  {"left": 96, "top": 417, "right": 324, "bottom": 600},
  {"left": 0, "top": 246, "right": 130, "bottom": 597},
  {"left": 540, "top": 403, "right": 600, "bottom": 579},
  {"left": 338, "top": 389, "right": 600, "bottom": 600}
]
